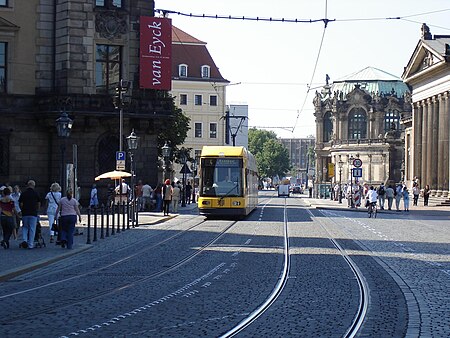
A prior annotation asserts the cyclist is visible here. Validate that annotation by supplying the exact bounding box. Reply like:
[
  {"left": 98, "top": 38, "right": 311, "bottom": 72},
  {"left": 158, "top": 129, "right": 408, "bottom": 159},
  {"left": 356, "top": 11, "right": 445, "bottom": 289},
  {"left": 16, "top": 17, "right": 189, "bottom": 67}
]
[{"left": 365, "top": 186, "right": 378, "bottom": 215}]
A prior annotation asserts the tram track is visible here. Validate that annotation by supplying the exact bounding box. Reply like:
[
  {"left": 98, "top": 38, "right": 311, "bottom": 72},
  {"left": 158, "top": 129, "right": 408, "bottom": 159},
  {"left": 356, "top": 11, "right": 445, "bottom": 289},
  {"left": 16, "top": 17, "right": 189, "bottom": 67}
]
[
  {"left": 221, "top": 195, "right": 368, "bottom": 338},
  {"left": 0, "top": 218, "right": 239, "bottom": 324}
]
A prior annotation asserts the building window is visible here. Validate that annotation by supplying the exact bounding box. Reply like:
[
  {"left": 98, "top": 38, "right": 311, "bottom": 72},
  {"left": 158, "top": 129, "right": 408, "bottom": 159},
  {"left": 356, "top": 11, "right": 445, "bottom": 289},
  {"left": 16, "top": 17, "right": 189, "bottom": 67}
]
[
  {"left": 384, "top": 109, "right": 400, "bottom": 132},
  {"left": 195, "top": 95, "right": 202, "bottom": 106},
  {"left": 348, "top": 108, "right": 367, "bottom": 140},
  {"left": 323, "top": 111, "right": 333, "bottom": 142},
  {"left": 0, "top": 0, "right": 7, "bottom": 7},
  {"left": 194, "top": 123, "right": 202, "bottom": 138},
  {"left": 0, "top": 42, "right": 6, "bottom": 94},
  {"left": 180, "top": 94, "right": 187, "bottom": 105},
  {"left": 201, "top": 65, "right": 210, "bottom": 78},
  {"left": 179, "top": 64, "right": 188, "bottom": 77},
  {"left": 95, "top": 45, "right": 121, "bottom": 94},
  {"left": 209, "top": 95, "right": 217, "bottom": 106},
  {"left": 96, "top": 0, "right": 122, "bottom": 8},
  {"left": 209, "top": 123, "right": 217, "bottom": 138}
]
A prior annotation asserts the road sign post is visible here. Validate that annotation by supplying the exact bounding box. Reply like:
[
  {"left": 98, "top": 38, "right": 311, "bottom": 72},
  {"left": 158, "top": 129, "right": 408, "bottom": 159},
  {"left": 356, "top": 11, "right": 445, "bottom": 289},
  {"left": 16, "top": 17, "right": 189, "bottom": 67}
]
[{"left": 116, "top": 151, "right": 126, "bottom": 171}]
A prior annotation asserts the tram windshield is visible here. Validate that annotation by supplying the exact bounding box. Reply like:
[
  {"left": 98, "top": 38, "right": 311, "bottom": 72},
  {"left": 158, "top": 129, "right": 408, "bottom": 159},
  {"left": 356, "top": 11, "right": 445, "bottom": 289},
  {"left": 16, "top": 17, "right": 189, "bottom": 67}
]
[{"left": 200, "top": 158, "right": 243, "bottom": 197}]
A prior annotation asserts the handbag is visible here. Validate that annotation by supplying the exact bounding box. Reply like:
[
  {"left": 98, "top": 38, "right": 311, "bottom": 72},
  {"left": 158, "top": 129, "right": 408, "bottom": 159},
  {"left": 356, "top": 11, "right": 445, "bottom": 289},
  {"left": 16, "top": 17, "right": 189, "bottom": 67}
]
[{"left": 51, "top": 220, "right": 59, "bottom": 232}]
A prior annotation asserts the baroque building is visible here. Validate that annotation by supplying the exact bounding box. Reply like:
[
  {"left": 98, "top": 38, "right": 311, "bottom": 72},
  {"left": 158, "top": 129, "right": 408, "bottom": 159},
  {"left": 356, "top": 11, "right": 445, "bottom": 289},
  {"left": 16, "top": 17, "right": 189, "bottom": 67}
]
[
  {"left": 170, "top": 26, "right": 229, "bottom": 175},
  {"left": 402, "top": 24, "right": 450, "bottom": 198},
  {"left": 313, "top": 67, "right": 411, "bottom": 190},
  {"left": 0, "top": 1, "right": 174, "bottom": 204}
]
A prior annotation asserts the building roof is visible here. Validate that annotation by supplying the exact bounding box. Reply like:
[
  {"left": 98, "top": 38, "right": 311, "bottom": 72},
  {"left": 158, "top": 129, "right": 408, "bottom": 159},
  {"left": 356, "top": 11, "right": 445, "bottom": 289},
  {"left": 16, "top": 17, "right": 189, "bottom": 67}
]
[
  {"left": 331, "top": 66, "right": 409, "bottom": 98},
  {"left": 171, "top": 26, "right": 228, "bottom": 83}
]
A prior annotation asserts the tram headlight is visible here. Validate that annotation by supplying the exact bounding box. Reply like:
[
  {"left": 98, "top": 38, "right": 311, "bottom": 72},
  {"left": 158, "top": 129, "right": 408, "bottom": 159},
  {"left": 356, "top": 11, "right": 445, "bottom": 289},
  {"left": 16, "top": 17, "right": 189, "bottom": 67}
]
[
  {"left": 202, "top": 201, "right": 211, "bottom": 206},
  {"left": 232, "top": 201, "right": 241, "bottom": 206}
]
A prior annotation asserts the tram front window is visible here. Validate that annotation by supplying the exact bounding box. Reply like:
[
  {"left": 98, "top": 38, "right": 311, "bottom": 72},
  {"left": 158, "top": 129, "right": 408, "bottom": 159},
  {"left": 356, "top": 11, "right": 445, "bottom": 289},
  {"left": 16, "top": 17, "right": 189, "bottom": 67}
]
[{"left": 201, "top": 158, "right": 243, "bottom": 197}]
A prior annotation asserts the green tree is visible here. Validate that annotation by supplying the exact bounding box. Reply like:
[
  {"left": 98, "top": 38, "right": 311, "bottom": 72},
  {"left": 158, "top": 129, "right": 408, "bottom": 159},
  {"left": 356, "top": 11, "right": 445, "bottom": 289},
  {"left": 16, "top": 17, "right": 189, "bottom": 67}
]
[
  {"left": 157, "top": 97, "right": 191, "bottom": 162},
  {"left": 248, "top": 128, "right": 291, "bottom": 178}
]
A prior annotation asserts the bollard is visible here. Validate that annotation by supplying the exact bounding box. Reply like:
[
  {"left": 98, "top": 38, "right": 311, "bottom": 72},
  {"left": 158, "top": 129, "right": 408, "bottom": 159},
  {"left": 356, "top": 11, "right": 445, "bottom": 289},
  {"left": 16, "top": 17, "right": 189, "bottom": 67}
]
[
  {"left": 135, "top": 203, "right": 139, "bottom": 227},
  {"left": 122, "top": 201, "right": 126, "bottom": 231},
  {"left": 93, "top": 208, "right": 98, "bottom": 242},
  {"left": 106, "top": 205, "right": 110, "bottom": 237},
  {"left": 127, "top": 202, "right": 131, "bottom": 230},
  {"left": 100, "top": 206, "right": 105, "bottom": 239},
  {"left": 111, "top": 203, "right": 115, "bottom": 235},
  {"left": 117, "top": 202, "right": 121, "bottom": 233},
  {"left": 86, "top": 208, "right": 91, "bottom": 244}
]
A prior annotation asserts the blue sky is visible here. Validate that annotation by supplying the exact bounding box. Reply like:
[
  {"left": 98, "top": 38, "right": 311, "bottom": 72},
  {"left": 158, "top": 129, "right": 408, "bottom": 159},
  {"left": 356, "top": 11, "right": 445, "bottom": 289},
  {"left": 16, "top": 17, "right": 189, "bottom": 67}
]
[{"left": 158, "top": 0, "right": 450, "bottom": 138}]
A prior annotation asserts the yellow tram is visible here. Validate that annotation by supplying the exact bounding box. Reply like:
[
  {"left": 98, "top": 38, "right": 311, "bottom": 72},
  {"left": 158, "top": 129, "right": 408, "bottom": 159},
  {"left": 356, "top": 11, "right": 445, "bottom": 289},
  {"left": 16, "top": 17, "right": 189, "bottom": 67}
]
[{"left": 198, "top": 146, "right": 258, "bottom": 218}]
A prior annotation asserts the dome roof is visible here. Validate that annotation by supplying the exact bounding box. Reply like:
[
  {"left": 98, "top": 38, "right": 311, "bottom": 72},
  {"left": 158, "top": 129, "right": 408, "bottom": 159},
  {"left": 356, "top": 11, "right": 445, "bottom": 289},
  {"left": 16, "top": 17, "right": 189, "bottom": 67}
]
[{"left": 331, "top": 66, "right": 410, "bottom": 98}]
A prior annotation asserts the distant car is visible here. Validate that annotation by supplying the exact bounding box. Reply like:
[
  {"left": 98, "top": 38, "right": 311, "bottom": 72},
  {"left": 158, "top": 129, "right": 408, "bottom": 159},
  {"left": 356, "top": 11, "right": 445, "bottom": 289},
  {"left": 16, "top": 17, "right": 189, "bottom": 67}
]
[
  {"left": 292, "top": 185, "right": 303, "bottom": 194},
  {"left": 278, "top": 184, "right": 290, "bottom": 197}
]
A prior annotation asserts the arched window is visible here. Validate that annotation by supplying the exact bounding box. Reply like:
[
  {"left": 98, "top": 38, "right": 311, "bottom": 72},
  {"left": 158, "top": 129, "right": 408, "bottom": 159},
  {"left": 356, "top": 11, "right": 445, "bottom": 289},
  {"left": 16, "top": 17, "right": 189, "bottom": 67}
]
[
  {"left": 178, "top": 64, "right": 188, "bottom": 77},
  {"left": 98, "top": 134, "right": 119, "bottom": 174},
  {"left": 348, "top": 108, "right": 367, "bottom": 140},
  {"left": 323, "top": 111, "right": 333, "bottom": 142},
  {"left": 384, "top": 109, "right": 400, "bottom": 132},
  {"left": 201, "top": 65, "right": 210, "bottom": 78}
]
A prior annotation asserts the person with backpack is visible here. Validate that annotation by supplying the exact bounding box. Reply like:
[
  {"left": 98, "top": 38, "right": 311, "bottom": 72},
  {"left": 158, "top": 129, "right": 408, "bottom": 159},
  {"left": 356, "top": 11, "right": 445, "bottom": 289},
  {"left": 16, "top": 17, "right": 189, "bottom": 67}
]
[{"left": 377, "top": 184, "right": 386, "bottom": 210}]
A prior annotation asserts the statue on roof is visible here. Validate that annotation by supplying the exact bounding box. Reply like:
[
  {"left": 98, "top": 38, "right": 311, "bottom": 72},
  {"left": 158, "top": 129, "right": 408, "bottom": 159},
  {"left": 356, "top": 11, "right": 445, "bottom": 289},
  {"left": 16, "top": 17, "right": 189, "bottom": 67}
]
[{"left": 421, "top": 23, "right": 431, "bottom": 40}]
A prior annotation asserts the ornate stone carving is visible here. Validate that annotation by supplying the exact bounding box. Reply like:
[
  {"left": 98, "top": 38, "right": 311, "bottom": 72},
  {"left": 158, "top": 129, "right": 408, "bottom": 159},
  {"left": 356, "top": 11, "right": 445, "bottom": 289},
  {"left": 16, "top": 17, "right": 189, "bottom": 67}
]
[{"left": 95, "top": 11, "right": 128, "bottom": 40}]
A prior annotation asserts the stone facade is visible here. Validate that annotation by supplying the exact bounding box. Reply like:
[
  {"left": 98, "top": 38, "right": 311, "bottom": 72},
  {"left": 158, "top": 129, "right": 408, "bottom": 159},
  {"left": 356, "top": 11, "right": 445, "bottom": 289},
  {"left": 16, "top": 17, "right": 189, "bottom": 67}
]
[
  {"left": 0, "top": 1, "right": 175, "bottom": 205},
  {"left": 313, "top": 67, "right": 411, "bottom": 189},
  {"left": 402, "top": 24, "right": 450, "bottom": 198}
]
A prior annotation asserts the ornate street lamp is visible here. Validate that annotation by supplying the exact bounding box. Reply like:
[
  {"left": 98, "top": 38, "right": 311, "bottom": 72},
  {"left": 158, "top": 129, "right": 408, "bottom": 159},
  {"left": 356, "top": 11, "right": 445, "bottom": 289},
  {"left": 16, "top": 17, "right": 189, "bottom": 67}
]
[
  {"left": 56, "top": 110, "right": 73, "bottom": 196},
  {"left": 127, "top": 130, "right": 139, "bottom": 225},
  {"left": 180, "top": 150, "right": 187, "bottom": 207},
  {"left": 162, "top": 142, "right": 171, "bottom": 181},
  {"left": 338, "top": 160, "right": 344, "bottom": 203}
]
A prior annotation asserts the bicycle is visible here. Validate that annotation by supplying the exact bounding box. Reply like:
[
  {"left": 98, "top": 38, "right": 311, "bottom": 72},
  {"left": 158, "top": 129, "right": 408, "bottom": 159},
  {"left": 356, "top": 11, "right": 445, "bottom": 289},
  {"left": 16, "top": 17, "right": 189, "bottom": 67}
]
[{"left": 367, "top": 201, "right": 377, "bottom": 218}]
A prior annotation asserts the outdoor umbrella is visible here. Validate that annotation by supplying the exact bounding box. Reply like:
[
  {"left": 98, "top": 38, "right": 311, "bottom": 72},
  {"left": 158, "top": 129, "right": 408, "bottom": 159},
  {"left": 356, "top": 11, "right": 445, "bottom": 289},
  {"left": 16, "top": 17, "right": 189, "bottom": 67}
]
[{"left": 95, "top": 170, "right": 132, "bottom": 181}]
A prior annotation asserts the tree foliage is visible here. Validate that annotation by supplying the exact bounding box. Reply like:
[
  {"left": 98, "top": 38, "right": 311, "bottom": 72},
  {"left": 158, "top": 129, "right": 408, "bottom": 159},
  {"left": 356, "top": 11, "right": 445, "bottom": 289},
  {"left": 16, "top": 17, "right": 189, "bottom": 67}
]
[
  {"left": 157, "top": 97, "right": 191, "bottom": 162},
  {"left": 248, "top": 128, "right": 291, "bottom": 178}
]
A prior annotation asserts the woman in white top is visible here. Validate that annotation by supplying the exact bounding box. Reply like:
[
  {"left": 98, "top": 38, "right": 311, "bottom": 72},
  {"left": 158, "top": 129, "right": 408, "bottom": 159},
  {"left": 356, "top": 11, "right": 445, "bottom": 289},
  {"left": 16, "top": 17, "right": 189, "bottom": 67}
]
[
  {"left": 55, "top": 188, "right": 81, "bottom": 249},
  {"left": 45, "top": 182, "right": 62, "bottom": 243}
]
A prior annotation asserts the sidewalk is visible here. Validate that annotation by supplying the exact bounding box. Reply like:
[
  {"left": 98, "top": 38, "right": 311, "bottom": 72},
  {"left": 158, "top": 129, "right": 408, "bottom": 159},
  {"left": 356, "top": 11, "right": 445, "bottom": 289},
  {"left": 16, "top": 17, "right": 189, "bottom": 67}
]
[
  {"left": 0, "top": 203, "right": 199, "bottom": 281},
  {"left": 301, "top": 194, "right": 450, "bottom": 217}
]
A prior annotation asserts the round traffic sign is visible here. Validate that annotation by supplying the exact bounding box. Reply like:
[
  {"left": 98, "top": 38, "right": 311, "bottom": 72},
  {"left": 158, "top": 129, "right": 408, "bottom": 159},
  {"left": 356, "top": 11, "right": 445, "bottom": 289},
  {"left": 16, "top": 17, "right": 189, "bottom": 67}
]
[{"left": 353, "top": 158, "right": 362, "bottom": 167}]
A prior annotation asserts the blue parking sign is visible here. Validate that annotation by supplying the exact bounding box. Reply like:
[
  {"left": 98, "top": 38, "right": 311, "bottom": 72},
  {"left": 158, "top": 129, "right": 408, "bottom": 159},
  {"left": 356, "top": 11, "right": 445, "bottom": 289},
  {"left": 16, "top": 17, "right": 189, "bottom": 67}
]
[
  {"left": 116, "top": 151, "right": 126, "bottom": 161},
  {"left": 352, "top": 168, "right": 362, "bottom": 177}
]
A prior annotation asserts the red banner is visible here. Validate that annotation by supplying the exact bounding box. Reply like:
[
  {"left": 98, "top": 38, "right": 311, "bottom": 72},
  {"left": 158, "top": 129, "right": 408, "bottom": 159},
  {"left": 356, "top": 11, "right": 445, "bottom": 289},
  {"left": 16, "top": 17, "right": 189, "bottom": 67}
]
[{"left": 140, "top": 17, "right": 172, "bottom": 90}]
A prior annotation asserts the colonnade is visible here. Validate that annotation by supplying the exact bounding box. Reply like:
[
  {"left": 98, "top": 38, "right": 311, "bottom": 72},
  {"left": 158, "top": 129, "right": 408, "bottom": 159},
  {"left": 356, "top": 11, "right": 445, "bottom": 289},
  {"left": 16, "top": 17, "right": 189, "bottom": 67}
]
[{"left": 412, "top": 92, "right": 450, "bottom": 196}]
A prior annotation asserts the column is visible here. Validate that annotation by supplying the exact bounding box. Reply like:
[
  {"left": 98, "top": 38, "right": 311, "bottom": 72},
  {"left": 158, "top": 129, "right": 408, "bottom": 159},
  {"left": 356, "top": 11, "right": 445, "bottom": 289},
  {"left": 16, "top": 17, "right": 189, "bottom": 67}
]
[
  {"left": 421, "top": 100, "right": 428, "bottom": 187},
  {"left": 413, "top": 103, "right": 422, "bottom": 182},
  {"left": 430, "top": 96, "right": 439, "bottom": 194},
  {"left": 437, "top": 94, "right": 448, "bottom": 195}
]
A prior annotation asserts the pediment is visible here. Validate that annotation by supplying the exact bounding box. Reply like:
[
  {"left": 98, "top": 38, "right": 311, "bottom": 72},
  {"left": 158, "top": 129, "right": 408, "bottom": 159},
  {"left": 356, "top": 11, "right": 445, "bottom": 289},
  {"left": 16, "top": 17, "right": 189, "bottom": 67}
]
[
  {"left": 346, "top": 85, "right": 371, "bottom": 105},
  {"left": 0, "top": 17, "right": 20, "bottom": 31},
  {"left": 403, "top": 40, "right": 446, "bottom": 79}
]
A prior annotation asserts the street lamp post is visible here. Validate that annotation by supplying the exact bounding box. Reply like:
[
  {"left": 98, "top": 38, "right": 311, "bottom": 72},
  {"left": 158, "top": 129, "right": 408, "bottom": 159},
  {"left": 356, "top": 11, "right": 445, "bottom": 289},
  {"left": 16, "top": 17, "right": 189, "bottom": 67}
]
[
  {"left": 113, "top": 79, "right": 130, "bottom": 152},
  {"left": 348, "top": 155, "right": 355, "bottom": 208},
  {"left": 162, "top": 142, "right": 171, "bottom": 181},
  {"left": 338, "top": 160, "right": 344, "bottom": 203},
  {"left": 191, "top": 159, "right": 197, "bottom": 203},
  {"left": 126, "top": 130, "right": 139, "bottom": 226},
  {"left": 56, "top": 110, "right": 73, "bottom": 196}
]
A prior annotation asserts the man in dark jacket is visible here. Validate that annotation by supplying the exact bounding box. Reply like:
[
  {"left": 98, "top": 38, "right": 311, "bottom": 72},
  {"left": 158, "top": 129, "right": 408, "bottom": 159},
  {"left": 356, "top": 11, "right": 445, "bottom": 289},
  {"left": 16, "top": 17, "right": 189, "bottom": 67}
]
[{"left": 18, "top": 180, "right": 41, "bottom": 249}]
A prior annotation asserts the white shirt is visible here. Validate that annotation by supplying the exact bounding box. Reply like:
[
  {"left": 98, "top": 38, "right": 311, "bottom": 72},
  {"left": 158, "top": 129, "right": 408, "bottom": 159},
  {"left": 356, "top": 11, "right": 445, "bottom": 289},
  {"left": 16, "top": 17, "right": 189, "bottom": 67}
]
[
  {"left": 365, "top": 190, "right": 378, "bottom": 203},
  {"left": 142, "top": 184, "right": 152, "bottom": 197}
]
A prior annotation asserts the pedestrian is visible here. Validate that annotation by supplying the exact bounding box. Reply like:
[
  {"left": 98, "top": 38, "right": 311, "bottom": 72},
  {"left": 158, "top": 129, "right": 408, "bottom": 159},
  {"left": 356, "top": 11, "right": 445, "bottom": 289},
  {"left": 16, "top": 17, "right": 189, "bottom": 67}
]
[
  {"left": 141, "top": 183, "right": 153, "bottom": 211},
  {"left": 115, "top": 179, "right": 130, "bottom": 206},
  {"left": 193, "top": 185, "right": 198, "bottom": 203},
  {"left": 18, "top": 180, "right": 41, "bottom": 249},
  {"left": 135, "top": 180, "right": 143, "bottom": 212},
  {"left": 394, "top": 184, "right": 403, "bottom": 212},
  {"left": 107, "top": 183, "right": 114, "bottom": 208},
  {"left": 162, "top": 179, "right": 172, "bottom": 216},
  {"left": 385, "top": 185, "right": 394, "bottom": 210},
  {"left": 11, "top": 185, "right": 21, "bottom": 239},
  {"left": 402, "top": 186, "right": 410, "bottom": 211},
  {"left": 0, "top": 187, "right": 17, "bottom": 249},
  {"left": 45, "top": 182, "right": 62, "bottom": 243},
  {"left": 154, "top": 184, "right": 162, "bottom": 212},
  {"left": 185, "top": 182, "right": 192, "bottom": 204},
  {"left": 423, "top": 184, "right": 431, "bottom": 206},
  {"left": 309, "top": 186, "right": 313, "bottom": 198},
  {"left": 89, "top": 183, "right": 99, "bottom": 209},
  {"left": 55, "top": 188, "right": 82, "bottom": 249},
  {"left": 377, "top": 184, "right": 386, "bottom": 210},
  {"left": 171, "top": 181, "right": 180, "bottom": 213},
  {"left": 412, "top": 183, "right": 420, "bottom": 206}
]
